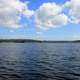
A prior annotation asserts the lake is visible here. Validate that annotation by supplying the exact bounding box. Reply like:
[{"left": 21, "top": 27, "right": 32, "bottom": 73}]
[{"left": 0, "top": 43, "right": 80, "bottom": 80}]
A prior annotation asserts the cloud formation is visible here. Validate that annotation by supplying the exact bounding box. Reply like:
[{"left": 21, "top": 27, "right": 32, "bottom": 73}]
[
  {"left": 35, "top": 3, "right": 68, "bottom": 29},
  {"left": 0, "top": 0, "right": 80, "bottom": 29},
  {"left": 0, "top": 0, "right": 34, "bottom": 28},
  {"left": 69, "top": 0, "right": 80, "bottom": 24}
]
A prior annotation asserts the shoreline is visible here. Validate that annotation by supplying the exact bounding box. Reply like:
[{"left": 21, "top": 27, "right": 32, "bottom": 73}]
[{"left": 0, "top": 39, "right": 80, "bottom": 43}]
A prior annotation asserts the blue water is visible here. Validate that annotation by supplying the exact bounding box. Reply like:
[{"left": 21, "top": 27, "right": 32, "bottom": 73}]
[{"left": 0, "top": 43, "right": 80, "bottom": 80}]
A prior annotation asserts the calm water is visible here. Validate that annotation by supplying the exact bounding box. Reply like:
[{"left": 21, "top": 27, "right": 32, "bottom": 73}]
[{"left": 0, "top": 43, "right": 80, "bottom": 80}]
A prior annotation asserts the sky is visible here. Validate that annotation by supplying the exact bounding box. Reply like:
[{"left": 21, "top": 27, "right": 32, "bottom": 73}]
[{"left": 0, "top": 0, "right": 80, "bottom": 40}]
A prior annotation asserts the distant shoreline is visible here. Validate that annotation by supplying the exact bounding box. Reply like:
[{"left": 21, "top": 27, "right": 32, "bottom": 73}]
[{"left": 0, "top": 39, "right": 80, "bottom": 43}]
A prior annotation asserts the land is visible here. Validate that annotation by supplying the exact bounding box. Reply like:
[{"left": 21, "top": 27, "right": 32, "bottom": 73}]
[{"left": 0, "top": 39, "right": 80, "bottom": 43}]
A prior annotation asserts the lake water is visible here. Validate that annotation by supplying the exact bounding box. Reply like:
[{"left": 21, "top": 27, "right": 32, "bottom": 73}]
[{"left": 0, "top": 43, "right": 80, "bottom": 80}]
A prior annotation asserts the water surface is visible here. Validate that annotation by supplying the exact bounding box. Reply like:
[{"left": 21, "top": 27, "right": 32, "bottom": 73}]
[{"left": 0, "top": 43, "right": 80, "bottom": 80}]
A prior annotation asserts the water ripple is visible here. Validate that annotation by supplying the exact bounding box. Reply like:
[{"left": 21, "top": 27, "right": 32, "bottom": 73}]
[{"left": 0, "top": 43, "right": 80, "bottom": 80}]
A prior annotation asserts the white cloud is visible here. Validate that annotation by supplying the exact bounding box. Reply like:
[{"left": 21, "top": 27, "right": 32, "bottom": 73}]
[
  {"left": 34, "top": 3, "right": 68, "bottom": 29},
  {"left": 64, "top": 0, "right": 80, "bottom": 24},
  {"left": 63, "top": 1, "right": 71, "bottom": 8},
  {"left": 36, "top": 31, "right": 42, "bottom": 35},
  {"left": 23, "top": 10, "right": 34, "bottom": 18},
  {"left": 0, "top": 0, "right": 34, "bottom": 28},
  {"left": 10, "top": 30, "right": 14, "bottom": 33},
  {"left": 36, "top": 3, "right": 62, "bottom": 17},
  {"left": 1, "top": 0, "right": 80, "bottom": 30},
  {"left": 34, "top": 0, "right": 80, "bottom": 29}
]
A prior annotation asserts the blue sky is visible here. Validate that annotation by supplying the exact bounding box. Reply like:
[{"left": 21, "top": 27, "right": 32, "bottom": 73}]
[{"left": 0, "top": 0, "right": 80, "bottom": 40}]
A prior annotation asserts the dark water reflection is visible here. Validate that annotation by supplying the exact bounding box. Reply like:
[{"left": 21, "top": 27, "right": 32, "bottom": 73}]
[{"left": 0, "top": 43, "right": 80, "bottom": 80}]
